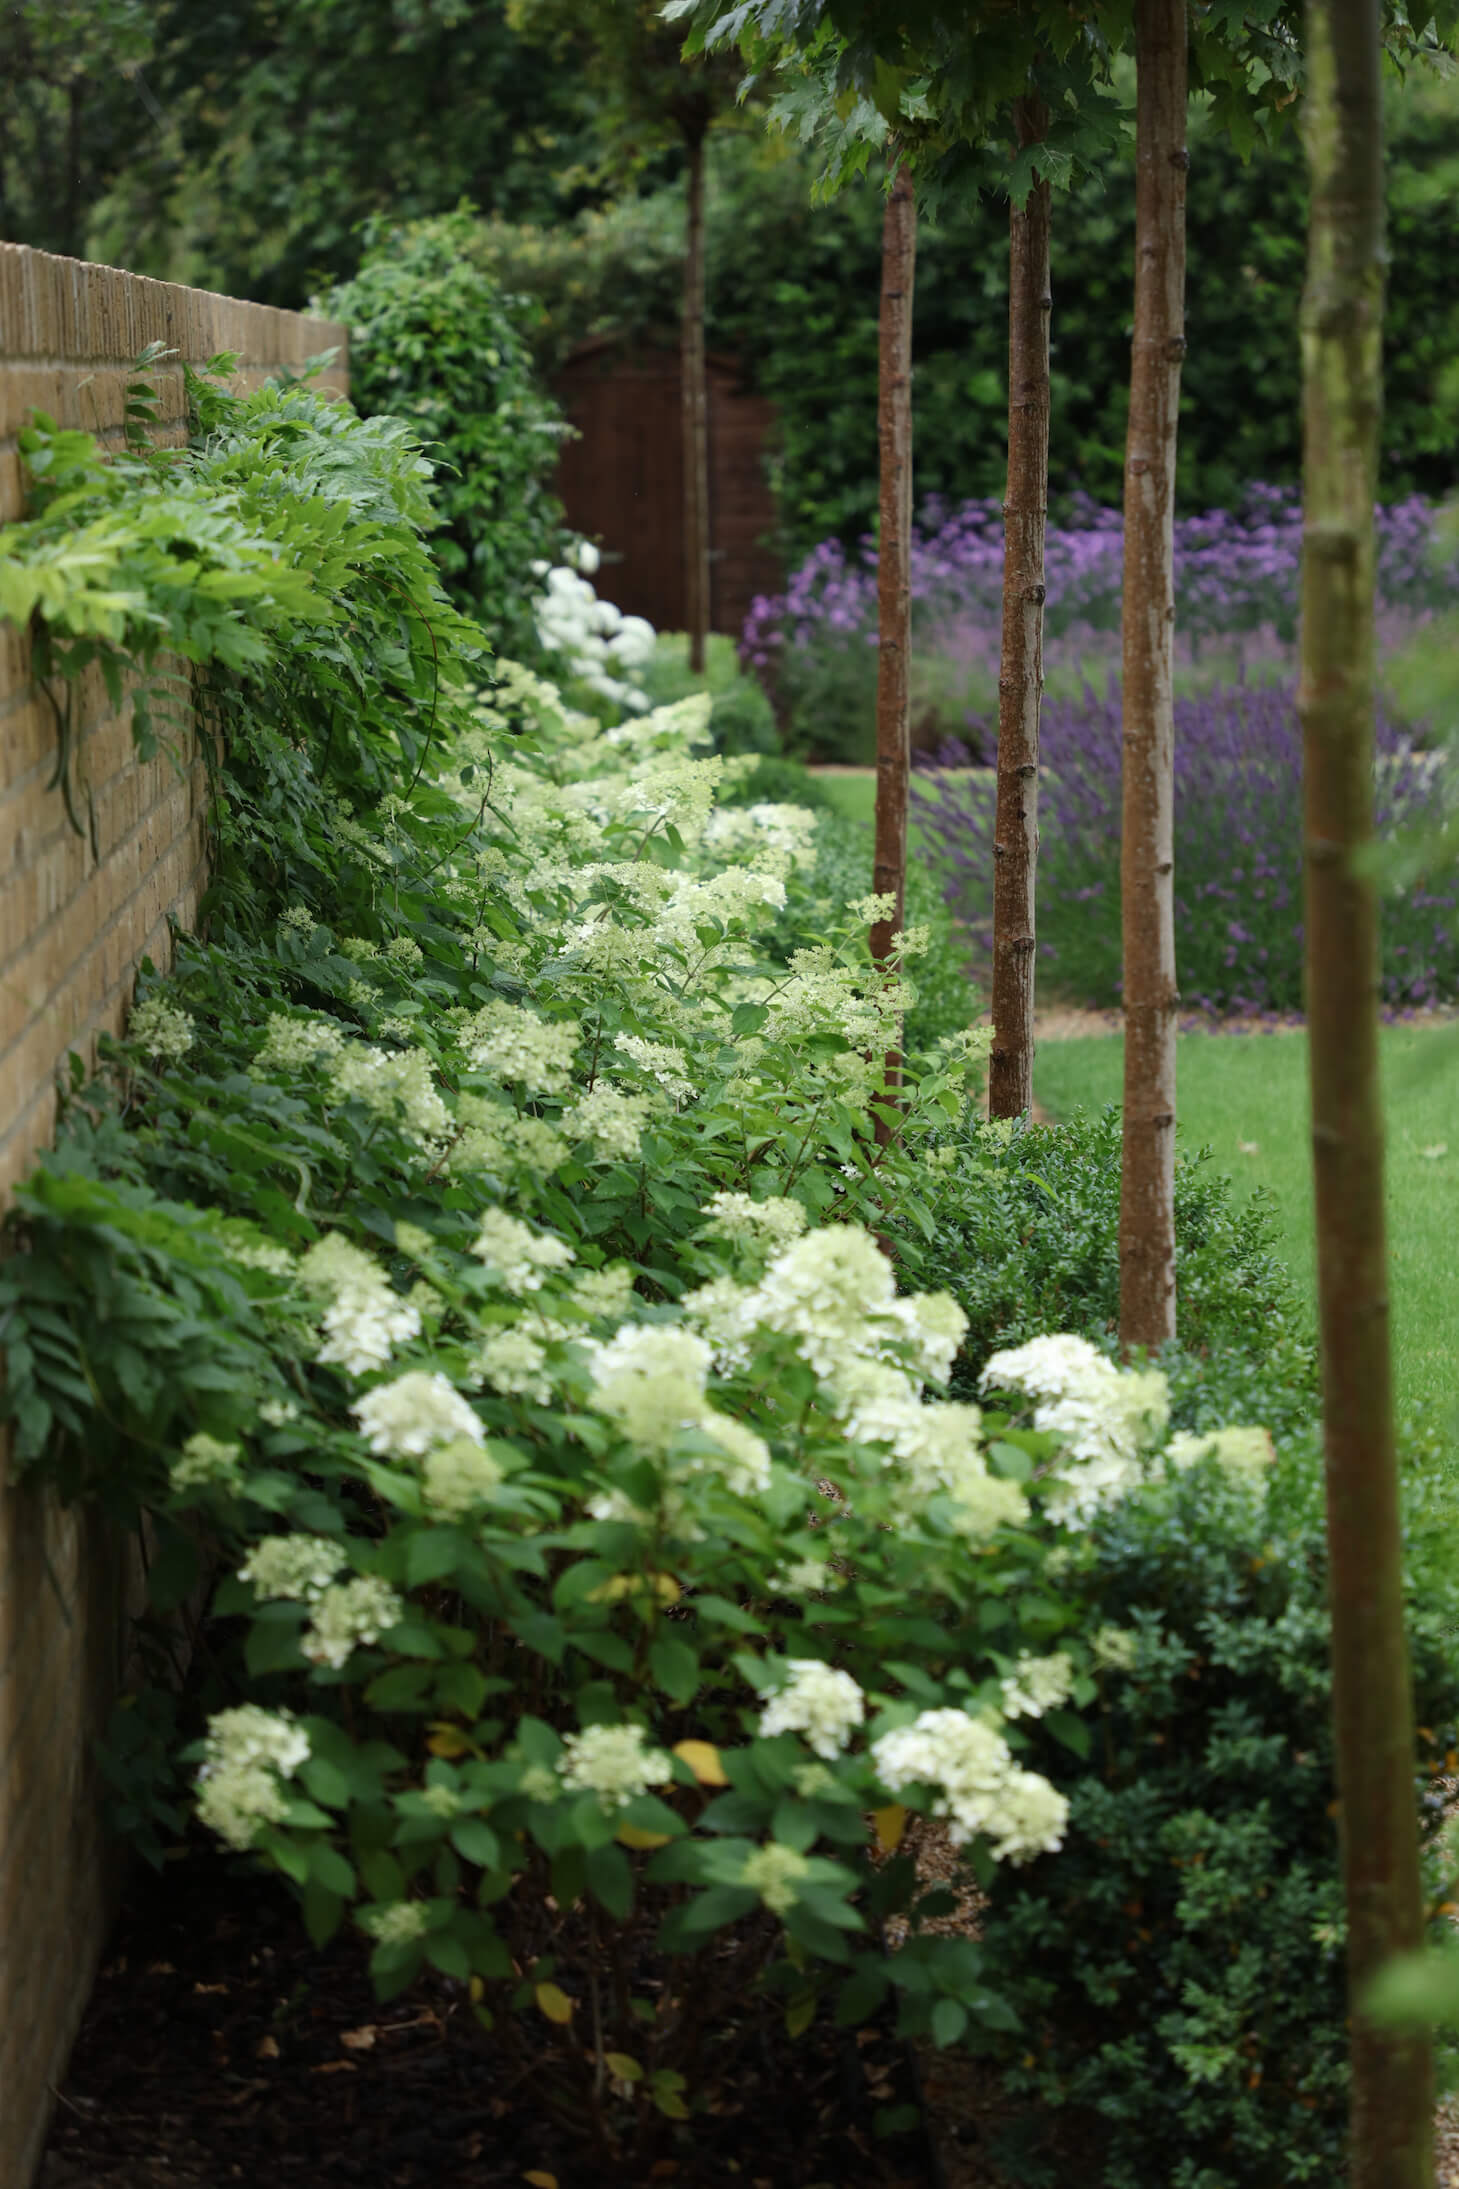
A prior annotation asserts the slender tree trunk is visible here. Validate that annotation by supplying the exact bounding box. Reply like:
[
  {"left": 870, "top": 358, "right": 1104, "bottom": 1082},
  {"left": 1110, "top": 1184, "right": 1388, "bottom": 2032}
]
[
  {"left": 682, "top": 125, "right": 711, "bottom": 675},
  {"left": 1300, "top": 5, "right": 1433, "bottom": 2181},
  {"left": 870, "top": 158, "right": 916, "bottom": 1142},
  {"left": 1117, "top": 0, "right": 1186, "bottom": 1351},
  {"left": 989, "top": 98, "right": 1052, "bottom": 1121}
]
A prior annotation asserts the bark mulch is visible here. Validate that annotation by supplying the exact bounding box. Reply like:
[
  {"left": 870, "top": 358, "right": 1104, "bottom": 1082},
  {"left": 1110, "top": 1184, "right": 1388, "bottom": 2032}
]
[{"left": 36, "top": 1838, "right": 934, "bottom": 2189}]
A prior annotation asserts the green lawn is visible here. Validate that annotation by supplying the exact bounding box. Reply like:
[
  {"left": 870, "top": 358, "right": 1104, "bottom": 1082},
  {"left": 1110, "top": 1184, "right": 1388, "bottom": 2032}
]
[
  {"left": 1034, "top": 1026, "right": 1459, "bottom": 1436},
  {"left": 808, "top": 766, "right": 974, "bottom": 849}
]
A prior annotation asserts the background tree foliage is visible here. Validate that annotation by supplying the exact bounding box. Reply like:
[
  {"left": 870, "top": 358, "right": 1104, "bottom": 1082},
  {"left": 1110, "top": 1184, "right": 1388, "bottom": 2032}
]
[
  {"left": 4, "top": 5, "right": 1458, "bottom": 542},
  {"left": 76, "top": 0, "right": 602, "bottom": 307}
]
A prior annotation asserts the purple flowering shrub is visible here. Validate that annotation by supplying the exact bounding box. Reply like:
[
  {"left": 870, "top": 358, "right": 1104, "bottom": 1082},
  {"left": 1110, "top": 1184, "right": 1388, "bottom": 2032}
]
[
  {"left": 914, "top": 677, "right": 1457, "bottom": 1016},
  {"left": 745, "top": 488, "right": 1455, "bottom": 763}
]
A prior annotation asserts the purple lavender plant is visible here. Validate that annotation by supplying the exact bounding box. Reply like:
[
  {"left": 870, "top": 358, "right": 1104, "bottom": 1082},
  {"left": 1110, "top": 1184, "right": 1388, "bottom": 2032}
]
[
  {"left": 746, "top": 487, "right": 1456, "bottom": 762},
  {"left": 914, "top": 678, "right": 1457, "bottom": 1015}
]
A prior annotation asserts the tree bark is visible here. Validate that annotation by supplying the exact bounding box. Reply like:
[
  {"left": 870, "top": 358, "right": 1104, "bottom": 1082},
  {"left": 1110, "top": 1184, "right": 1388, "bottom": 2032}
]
[
  {"left": 870, "top": 157, "right": 916, "bottom": 1142},
  {"left": 682, "top": 125, "right": 711, "bottom": 675},
  {"left": 1117, "top": 0, "right": 1186, "bottom": 1351},
  {"left": 989, "top": 97, "right": 1052, "bottom": 1122},
  {"left": 1299, "top": 3, "right": 1433, "bottom": 2180}
]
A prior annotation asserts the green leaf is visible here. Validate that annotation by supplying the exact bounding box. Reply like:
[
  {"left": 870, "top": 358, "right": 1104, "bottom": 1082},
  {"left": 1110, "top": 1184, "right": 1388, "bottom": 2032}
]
[{"left": 648, "top": 1633, "right": 699, "bottom": 1704}]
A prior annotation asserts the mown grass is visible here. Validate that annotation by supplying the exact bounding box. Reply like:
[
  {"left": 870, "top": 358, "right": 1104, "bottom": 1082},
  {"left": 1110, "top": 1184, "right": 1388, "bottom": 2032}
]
[
  {"left": 1034, "top": 1024, "right": 1459, "bottom": 1437},
  {"left": 809, "top": 766, "right": 967, "bottom": 850}
]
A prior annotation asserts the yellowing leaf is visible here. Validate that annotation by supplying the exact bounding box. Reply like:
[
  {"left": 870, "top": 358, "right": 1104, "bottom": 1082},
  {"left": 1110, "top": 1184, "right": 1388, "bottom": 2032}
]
[
  {"left": 523, "top": 2173, "right": 559, "bottom": 2188},
  {"left": 617, "top": 1822, "right": 673, "bottom": 1850},
  {"left": 426, "top": 1722, "right": 473, "bottom": 1759},
  {"left": 672, "top": 1739, "right": 729, "bottom": 1786},
  {"left": 604, "top": 2051, "right": 644, "bottom": 2082},
  {"left": 535, "top": 1981, "right": 575, "bottom": 2025},
  {"left": 872, "top": 1803, "right": 907, "bottom": 1853},
  {"left": 469, "top": 1976, "right": 485, "bottom": 2003},
  {"left": 785, "top": 1993, "right": 816, "bottom": 2039}
]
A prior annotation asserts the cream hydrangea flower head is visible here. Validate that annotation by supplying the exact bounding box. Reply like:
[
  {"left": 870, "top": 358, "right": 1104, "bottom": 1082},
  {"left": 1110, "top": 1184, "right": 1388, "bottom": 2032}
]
[
  {"left": 740, "top": 1842, "right": 811, "bottom": 1915},
  {"left": 561, "top": 1082, "right": 651, "bottom": 1163},
  {"left": 127, "top": 995, "right": 195, "bottom": 1061},
  {"left": 557, "top": 1722, "right": 674, "bottom": 1812},
  {"left": 352, "top": 1371, "right": 484, "bottom": 1460},
  {"left": 170, "top": 1432, "right": 245, "bottom": 1493},
  {"left": 999, "top": 1652, "right": 1075, "bottom": 1721},
  {"left": 460, "top": 998, "right": 579, "bottom": 1094},
  {"left": 299, "top": 1235, "right": 421, "bottom": 1378},
  {"left": 1166, "top": 1425, "right": 1275, "bottom": 1481},
  {"left": 981, "top": 1334, "right": 1171, "bottom": 1524},
  {"left": 471, "top": 1209, "right": 575, "bottom": 1294},
  {"left": 252, "top": 1012, "right": 346, "bottom": 1075},
  {"left": 871, "top": 1708, "right": 1068, "bottom": 1862},
  {"left": 239, "top": 1534, "right": 348, "bottom": 1603},
  {"left": 423, "top": 1439, "right": 505, "bottom": 1519},
  {"left": 195, "top": 1705, "right": 310, "bottom": 1850},
  {"left": 302, "top": 1575, "right": 403, "bottom": 1669},
  {"left": 759, "top": 1660, "right": 865, "bottom": 1760}
]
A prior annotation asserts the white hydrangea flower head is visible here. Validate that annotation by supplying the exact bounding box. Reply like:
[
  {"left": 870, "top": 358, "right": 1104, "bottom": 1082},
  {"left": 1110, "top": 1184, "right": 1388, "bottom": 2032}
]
[
  {"left": 478, "top": 1328, "right": 552, "bottom": 1402},
  {"left": 696, "top": 1410, "right": 773, "bottom": 1497},
  {"left": 128, "top": 996, "right": 195, "bottom": 1061},
  {"left": 612, "top": 1032, "right": 695, "bottom": 1105},
  {"left": 883, "top": 1289, "right": 968, "bottom": 1386},
  {"left": 461, "top": 999, "right": 579, "bottom": 1093},
  {"left": 980, "top": 1334, "right": 1110, "bottom": 1405},
  {"left": 328, "top": 1043, "right": 449, "bottom": 1146},
  {"left": 195, "top": 1705, "right": 309, "bottom": 1851},
  {"left": 302, "top": 1576, "right": 404, "bottom": 1668},
  {"left": 171, "top": 1432, "right": 244, "bottom": 1492},
  {"left": 420, "top": 1783, "right": 462, "bottom": 1818},
  {"left": 586, "top": 1324, "right": 715, "bottom": 1453},
  {"left": 446, "top": 1094, "right": 569, "bottom": 1179},
  {"left": 759, "top": 1660, "right": 865, "bottom": 1760},
  {"left": 383, "top": 935, "right": 424, "bottom": 968},
  {"left": 701, "top": 801, "right": 818, "bottom": 877},
  {"left": 703, "top": 1192, "right": 808, "bottom": 1254},
  {"left": 252, "top": 1013, "right": 346, "bottom": 1075},
  {"left": 1092, "top": 1625, "right": 1140, "bottom": 1672},
  {"left": 939, "top": 1023, "right": 996, "bottom": 1068},
  {"left": 557, "top": 1722, "right": 674, "bottom": 1812},
  {"left": 228, "top": 1237, "right": 295, "bottom": 1278},
  {"left": 423, "top": 1438, "right": 505, "bottom": 1519},
  {"left": 363, "top": 1901, "right": 430, "bottom": 1947},
  {"left": 981, "top": 1335, "right": 1171, "bottom": 1525},
  {"left": 258, "top": 1395, "right": 300, "bottom": 1427},
  {"left": 871, "top": 1708, "right": 1068, "bottom": 1861},
  {"left": 850, "top": 892, "right": 899, "bottom": 927},
  {"left": 570, "top": 1264, "right": 637, "bottom": 1323},
  {"left": 562, "top": 1082, "right": 651, "bottom": 1163},
  {"left": 679, "top": 1273, "right": 761, "bottom": 1372},
  {"left": 740, "top": 1842, "right": 811, "bottom": 1915},
  {"left": 1000, "top": 1652, "right": 1075, "bottom": 1721},
  {"left": 352, "top": 1371, "right": 484, "bottom": 1459},
  {"left": 1166, "top": 1425, "right": 1275, "bottom": 1482},
  {"left": 299, "top": 1235, "right": 422, "bottom": 1378},
  {"left": 471, "top": 1209, "right": 576, "bottom": 1294},
  {"left": 750, "top": 1226, "right": 899, "bottom": 1380},
  {"left": 239, "top": 1534, "right": 348, "bottom": 1603}
]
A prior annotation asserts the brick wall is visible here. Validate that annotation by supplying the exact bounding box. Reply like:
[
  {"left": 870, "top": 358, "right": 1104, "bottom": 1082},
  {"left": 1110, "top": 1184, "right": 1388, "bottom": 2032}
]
[{"left": 0, "top": 242, "right": 348, "bottom": 2189}]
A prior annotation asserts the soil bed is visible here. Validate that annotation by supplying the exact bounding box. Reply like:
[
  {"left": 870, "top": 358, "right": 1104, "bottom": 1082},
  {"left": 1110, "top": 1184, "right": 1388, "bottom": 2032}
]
[{"left": 38, "top": 1837, "right": 932, "bottom": 2189}]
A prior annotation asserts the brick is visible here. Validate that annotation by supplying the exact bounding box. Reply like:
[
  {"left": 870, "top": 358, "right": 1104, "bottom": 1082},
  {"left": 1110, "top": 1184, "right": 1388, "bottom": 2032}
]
[{"left": 0, "top": 242, "right": 347, "bottom": 2189}]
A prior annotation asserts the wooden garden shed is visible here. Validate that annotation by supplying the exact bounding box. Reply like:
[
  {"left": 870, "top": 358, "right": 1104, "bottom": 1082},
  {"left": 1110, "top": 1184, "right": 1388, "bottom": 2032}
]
[{"left": 552, "top": 338, "right": 782, "bottom": 644}]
